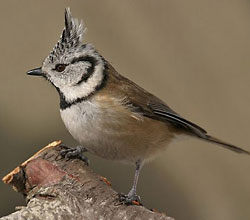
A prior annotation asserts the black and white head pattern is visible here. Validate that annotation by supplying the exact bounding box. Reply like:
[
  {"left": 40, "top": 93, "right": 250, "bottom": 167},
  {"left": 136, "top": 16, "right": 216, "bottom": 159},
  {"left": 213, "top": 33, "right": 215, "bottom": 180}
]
[{"left": 42, "top": 8, "right": 106, "bottom": 109}]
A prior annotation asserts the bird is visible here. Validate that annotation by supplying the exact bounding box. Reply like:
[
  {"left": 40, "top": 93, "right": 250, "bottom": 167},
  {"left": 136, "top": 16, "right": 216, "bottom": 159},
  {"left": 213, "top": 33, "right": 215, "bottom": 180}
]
[{"left": 27, "top": 8, "right": 249, "bottom": 204}]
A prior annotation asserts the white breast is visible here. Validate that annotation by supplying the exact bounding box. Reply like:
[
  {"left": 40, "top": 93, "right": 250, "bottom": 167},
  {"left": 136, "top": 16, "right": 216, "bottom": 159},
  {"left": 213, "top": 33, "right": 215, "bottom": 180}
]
[
  {"left": 60, "top": 97, "right": 174, "bottom": 163},
  {"left": 60, "top": 100, "right": 107, "bottom": 154}
]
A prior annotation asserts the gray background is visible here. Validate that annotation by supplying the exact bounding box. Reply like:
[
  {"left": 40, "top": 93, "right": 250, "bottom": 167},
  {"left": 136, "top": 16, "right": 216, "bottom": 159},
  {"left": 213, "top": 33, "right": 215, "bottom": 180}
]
[{"left": 0, "top": 1, "right": 250, "bottom": 219}]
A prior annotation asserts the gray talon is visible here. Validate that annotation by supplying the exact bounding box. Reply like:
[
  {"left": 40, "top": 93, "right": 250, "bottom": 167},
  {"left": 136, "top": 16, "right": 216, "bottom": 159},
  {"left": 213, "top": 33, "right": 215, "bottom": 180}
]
[
  {"left": 118, "top": 160, "right": 142, "bottom": 205},
  {"left": 119, "top": 193, "right": 141, "bottom": 205},
  {"left": 60, "top": 145, "right": 89, "bottom": 165}
]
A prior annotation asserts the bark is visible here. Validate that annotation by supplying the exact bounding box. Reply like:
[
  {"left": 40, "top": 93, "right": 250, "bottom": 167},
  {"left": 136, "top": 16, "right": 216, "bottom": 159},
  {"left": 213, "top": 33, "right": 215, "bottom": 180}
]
[{"left": 1, "top": 141, "right": 174, "bottom": 220}]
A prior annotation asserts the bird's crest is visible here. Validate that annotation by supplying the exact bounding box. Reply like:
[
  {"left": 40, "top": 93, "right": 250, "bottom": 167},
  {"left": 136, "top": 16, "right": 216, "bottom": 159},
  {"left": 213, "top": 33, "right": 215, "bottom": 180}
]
[{"left": 48, "top": 8, "right": 85, "bottom": 63}]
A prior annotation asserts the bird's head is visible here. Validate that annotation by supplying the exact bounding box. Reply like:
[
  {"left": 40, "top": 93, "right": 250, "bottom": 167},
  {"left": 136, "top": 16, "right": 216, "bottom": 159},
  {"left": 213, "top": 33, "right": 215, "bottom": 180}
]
[{"left": 27, "top": 8, "right": 106, "bottom": 105}]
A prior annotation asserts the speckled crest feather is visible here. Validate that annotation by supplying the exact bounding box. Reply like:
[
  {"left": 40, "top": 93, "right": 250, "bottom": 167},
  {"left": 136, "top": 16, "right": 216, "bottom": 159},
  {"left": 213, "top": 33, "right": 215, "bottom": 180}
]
[{"left": 48, "top": 8, "right": 85, "bottom": 63}]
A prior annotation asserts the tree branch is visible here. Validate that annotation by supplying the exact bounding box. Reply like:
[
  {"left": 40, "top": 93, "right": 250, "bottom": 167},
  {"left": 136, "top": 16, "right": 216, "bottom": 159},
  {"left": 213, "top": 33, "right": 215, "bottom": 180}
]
[{"left": 1, "top": 141, "right": 174, "bottom": 220}]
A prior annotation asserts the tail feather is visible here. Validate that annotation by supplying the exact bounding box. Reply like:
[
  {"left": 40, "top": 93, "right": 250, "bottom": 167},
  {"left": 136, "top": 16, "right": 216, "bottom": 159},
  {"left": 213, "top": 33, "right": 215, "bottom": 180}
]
[{"left": 201, "top": 135, "right": 250, "bottom": 155}]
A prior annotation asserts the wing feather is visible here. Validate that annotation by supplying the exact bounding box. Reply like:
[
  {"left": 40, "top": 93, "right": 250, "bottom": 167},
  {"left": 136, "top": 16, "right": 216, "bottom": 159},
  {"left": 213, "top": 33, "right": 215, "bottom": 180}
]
[{"left": 103, "top": 61, "right": 249, "bottom": 154}]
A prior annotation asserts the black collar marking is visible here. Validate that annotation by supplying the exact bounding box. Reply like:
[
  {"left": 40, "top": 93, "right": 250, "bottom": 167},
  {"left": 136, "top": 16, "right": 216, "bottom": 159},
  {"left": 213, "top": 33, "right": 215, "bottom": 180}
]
[{"left": 58, "top": 62, "right": 108, "bottom": 110}]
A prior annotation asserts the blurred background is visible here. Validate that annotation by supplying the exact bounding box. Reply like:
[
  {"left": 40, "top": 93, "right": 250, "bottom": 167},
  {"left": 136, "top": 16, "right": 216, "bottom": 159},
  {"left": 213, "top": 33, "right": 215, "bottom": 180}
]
[{"left": 0, "top": 1, "right": 250, "bottom": 219}]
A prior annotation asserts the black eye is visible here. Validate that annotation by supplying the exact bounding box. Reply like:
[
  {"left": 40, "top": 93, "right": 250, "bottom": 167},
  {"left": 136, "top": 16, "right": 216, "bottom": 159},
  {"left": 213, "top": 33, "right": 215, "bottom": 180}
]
[{"left": 55, "top": 64, "right": 66, "bottom": 72}]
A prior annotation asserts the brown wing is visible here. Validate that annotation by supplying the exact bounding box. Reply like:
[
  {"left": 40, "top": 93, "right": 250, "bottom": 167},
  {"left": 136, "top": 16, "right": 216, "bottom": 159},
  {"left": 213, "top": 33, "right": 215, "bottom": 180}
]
[
  {"left": 103, "top": 61, "right": 249, "bottom": 154},
  {"left": 105, "top": 62, "right": 207, "bottom": 138}
]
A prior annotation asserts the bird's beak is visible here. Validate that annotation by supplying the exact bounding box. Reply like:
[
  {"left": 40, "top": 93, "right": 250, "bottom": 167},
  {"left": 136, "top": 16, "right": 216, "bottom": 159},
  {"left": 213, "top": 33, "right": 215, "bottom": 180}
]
[{"left": 27, "top": 67, "right": 43, "bottom": 76}]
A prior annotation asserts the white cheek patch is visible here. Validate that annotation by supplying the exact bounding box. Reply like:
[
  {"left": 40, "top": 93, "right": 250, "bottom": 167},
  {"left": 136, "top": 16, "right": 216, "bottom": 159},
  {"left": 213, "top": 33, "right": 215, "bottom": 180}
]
[{"left": 60, "top": 61, "right": 105, "bottom": 102}]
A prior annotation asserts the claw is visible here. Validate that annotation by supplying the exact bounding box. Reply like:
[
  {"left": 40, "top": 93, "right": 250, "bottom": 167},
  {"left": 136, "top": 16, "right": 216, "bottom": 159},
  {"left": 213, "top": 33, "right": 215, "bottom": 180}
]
[
  {"left": 60, "top": 145, "right": 89, "bottom": 166},
  {"left": 118, "top": 193, "right": 142, "bottom": 206}
]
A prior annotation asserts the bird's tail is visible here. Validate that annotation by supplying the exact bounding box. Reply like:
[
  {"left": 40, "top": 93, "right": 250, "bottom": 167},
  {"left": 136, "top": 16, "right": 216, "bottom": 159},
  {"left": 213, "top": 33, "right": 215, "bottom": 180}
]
[{"left": 200, "top": 135, "right": 250, "bottom": 155}]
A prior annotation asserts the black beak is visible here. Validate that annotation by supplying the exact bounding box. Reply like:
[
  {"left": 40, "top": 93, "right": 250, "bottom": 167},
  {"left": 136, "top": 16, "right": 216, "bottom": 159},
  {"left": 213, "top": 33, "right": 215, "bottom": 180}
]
[{"left": 27, "top": 67, "right": 43, "bottom": 76}]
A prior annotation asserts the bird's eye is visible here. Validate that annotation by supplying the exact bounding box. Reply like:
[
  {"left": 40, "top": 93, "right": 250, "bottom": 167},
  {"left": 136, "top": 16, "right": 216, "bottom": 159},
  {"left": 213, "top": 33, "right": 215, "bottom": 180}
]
[{"left": 55, "top": 64, "right": 66, "bottom": 72}]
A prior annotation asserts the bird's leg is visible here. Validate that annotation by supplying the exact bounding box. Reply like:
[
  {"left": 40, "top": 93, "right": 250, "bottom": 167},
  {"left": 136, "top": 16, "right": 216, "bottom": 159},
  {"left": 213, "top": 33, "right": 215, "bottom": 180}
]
[
  {"left": 60, "top": 145, "right": 89, "bottom": 166},
  {"left": 119, "top": 160, "right": 142, "bottom": 205}
]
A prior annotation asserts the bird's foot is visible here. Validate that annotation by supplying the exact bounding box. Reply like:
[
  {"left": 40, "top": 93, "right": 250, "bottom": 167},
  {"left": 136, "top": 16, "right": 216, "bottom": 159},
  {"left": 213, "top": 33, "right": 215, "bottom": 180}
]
[
  {"left": 60, "top": 145, "right": 89, "bottom": 166},
  {"left": 118, "top": 192, "right": 142, "bottom": 206}
]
